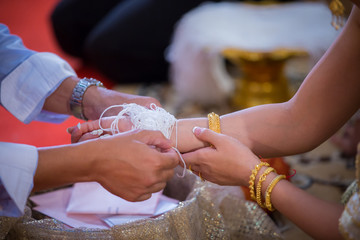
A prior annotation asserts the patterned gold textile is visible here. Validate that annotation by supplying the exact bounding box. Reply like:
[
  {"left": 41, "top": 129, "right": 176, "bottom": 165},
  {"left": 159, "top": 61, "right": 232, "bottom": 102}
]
[
  {"left": 339, "top": 143, "right": 360, "bottom": 240},
  {"left": 0, "top": 171, "right": 282, "bottom": 240}
]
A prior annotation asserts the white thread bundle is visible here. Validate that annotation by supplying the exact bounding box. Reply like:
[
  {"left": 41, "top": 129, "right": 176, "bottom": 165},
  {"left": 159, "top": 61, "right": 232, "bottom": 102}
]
[
  {"left": 99, "top": 103, "right": 186, "bottom": 177},
  {"left": 99, "top": 103, "right": 176, "bottom": 138}
]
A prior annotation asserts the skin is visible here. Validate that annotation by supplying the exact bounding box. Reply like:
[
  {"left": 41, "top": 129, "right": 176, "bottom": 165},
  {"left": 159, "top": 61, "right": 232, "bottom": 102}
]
[
  {"left": 43, "top": 76, "right": 160, "bottom": 120},
  {"left": 70, "top": 3, "right": 360, "bottom": 239}
]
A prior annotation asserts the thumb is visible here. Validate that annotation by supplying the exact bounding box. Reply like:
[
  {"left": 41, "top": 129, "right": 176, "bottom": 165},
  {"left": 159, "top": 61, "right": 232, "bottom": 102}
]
[
  {"left": 137, "top": 130, "right": 173, "bottom": 151},
  {"left": 192, "top": 127, "right": 223, "bottom": 148}
]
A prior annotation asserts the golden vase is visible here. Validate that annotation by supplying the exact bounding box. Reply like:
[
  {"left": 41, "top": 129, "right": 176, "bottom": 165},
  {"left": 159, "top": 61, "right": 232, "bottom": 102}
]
[{"left": 222, "top": 48, "right": 307, "bottom": 109}]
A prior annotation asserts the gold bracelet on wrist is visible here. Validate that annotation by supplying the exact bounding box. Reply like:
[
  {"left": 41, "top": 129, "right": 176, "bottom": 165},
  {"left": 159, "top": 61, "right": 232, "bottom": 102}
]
[
  {"left": 265, "top": 174, "right": 286, "bottom": 211},
  {"left": 256, "top": 167, "right": 276, "bottom": 208},
  {"left": 249, "top": 162, "right": 270, "bottom": 201},
  {"left": 207, "top": 112, "right": 221, "bottom": 133}
]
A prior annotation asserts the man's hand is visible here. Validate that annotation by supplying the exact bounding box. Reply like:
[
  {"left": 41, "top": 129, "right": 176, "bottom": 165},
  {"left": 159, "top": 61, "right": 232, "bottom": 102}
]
[{"left": 89, "top": 129, "right": 179, "bottom": 201}]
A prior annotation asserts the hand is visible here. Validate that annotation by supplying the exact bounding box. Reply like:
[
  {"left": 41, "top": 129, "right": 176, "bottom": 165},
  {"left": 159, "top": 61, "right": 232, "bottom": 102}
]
[
  {"left": 182, "top": 127, "right": 261, "bottom": 186},
  {"left": 83, "top": 87, "right": 161, "bottom": 120},
  {"left": 89, "top": 129, "right": 179, "bottom": 202},
  {"left": 68, "top": 116, "right": 133, "bottom": 143}
]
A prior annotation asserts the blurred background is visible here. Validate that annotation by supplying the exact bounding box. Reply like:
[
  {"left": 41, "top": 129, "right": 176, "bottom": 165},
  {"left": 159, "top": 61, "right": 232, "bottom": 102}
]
[{"left": 0, "top": 0, "right": 357, "bottom": 238}]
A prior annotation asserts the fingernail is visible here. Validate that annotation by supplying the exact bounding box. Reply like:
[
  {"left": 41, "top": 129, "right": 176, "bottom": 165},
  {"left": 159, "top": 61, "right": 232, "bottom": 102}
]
[
  {"left": 100, "top": 134, "right": 111, "bottom": 139},
  {"left": 192, "top": 126, "right": 202, "bottom": 136},
  {"left": 90, "top": 129, "right": 103, "bottom": 136},
  {"left": 77, "top": 122, "right": 81, "bottom": 130}
]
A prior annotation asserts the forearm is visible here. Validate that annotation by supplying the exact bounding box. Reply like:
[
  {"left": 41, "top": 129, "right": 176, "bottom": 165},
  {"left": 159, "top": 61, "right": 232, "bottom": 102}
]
[
  {"left": 174, "top": 102, "right": 310, "bottom": 157},
  {"left": 33, "top": 142, "right": 94, "bottom": 191},
  {"left": 265, "top": 173, "right": 344, "bottom": 239},
  {"left": 220, "top": 102, "right": 316, "bottom": 157}
]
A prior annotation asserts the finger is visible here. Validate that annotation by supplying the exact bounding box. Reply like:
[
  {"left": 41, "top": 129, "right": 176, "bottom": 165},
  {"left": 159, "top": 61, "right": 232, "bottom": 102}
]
[
  {"left": 137, "top": 130, "right": 173, "bottom": 150},
  {"left": 67, "top": 122, "right": 82, "bottom": 135},
  {"left": 147, "top": 182, "right": 167, "bottom": 194},
  {"left": 77, "top": 132, "right": 101, "bottom": 143},
  {"left": 158, "top": 149, "right": 180, "bottom": 169},
  {"left": 70, "top": 121, "right": 100, "bottom": 143},
  {"left": 182, "top": 151, "right": 201, "bottom": 170},
  {"left": 192, "top": 127, "right": 225, "bottom": 149},
  {"left": 136, "top": 193, "right": 152, "bottom": 202},
  {"left": 71, "top": 118, "right": 116, "bottom": 143}
]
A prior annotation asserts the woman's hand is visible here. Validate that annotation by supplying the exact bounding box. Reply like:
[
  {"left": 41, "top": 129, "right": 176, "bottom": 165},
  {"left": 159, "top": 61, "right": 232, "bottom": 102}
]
[
  {"left": 182, "top": 127, "right": 261, "bottom": 186},
  {"left": 68, "top": 116, "right": 133, "bottom": 143}
]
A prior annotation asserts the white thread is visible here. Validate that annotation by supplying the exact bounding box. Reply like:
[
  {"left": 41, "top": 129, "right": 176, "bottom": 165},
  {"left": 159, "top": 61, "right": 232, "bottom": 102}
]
[
  {"left": 99, "top": 103, "right": 176, "bottom": 139},
  {"left": 172, "top": 147, "right": 186, "bottom": 178},
  {"left": 175, "top": 120, "right": 178, "bottom": 149}
]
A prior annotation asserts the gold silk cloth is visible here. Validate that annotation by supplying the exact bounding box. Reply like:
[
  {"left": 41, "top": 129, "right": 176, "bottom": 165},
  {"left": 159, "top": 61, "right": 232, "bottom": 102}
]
[
  {"left": 0, "top": 171, "right": 282, "bottom": 240},
  {"left": 339, "top": 143, "right": 360, "bottom": 240}
]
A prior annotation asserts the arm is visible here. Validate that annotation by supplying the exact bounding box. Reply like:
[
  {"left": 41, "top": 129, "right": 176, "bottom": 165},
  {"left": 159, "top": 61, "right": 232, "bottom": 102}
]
[
  {"left": 174, "top": 7, "right": 360, "bottom": 157},
  {"left": 42, "top": 76, "right": 160, "bottom": 120},
  {"left": 183, "top": 128, "right": 344, "bottom": 240}
]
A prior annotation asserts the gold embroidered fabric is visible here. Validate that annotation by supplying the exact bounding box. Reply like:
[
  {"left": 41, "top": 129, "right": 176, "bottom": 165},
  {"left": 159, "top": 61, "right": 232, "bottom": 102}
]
[
  {"left": 339, "top": 143, "right": 360, "bottom": 240},
  {"left": 0, "top": 171, "right": 282, "bottom": 239}
]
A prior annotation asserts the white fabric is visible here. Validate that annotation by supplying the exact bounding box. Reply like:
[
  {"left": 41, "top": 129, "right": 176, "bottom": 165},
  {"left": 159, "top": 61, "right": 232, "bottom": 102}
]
[
  {"left": 1, "top": 52, "right": 76, "bottom": 124},
  {"left": 0, "top": 142, "right": 37, "bottom": 217},
  {"left": 66, "top": 182, "right": 162, "bottom": 215},
  {"left": 0, "top": 51, "right": 76, "bottom": 217},
  {"left": 167, "top": 2, "right": 341, "bottom": 104},
  {"left": 100, "top": 103, "right": 176, "bottom": 139}
]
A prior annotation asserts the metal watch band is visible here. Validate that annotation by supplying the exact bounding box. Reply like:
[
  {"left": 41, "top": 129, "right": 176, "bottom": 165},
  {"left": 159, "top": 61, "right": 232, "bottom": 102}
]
[{"left": 69, "top": 78, "right": 104, "bottom": 120}]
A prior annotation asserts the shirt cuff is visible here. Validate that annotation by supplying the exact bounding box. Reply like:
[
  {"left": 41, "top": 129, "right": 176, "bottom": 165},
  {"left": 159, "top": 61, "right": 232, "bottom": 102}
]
[
  {"left": 0, "top": 142, "right": 38, "bottom": 217},
  {"left": 0, "top": 52, "right": 76, "bottom": 124}
]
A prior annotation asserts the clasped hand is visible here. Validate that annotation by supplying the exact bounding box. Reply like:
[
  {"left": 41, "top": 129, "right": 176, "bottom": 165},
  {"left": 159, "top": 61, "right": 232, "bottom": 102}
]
[{"left": 68, "top": 117, "right": 179, "bottom": 202}]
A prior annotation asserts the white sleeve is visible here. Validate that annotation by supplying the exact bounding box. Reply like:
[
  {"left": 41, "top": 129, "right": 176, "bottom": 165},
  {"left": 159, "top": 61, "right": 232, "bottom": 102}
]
[
  {"left": 0, "top": 142, "right": 38, "bottom": 217},
  {"left": 0, "top": 52, "right": 76, "bottom": 124}
]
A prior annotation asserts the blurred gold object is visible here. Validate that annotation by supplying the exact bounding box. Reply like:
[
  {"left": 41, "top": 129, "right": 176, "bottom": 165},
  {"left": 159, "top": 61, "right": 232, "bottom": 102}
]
[
  {"left": 329, "top": 0, "right": 345, "bottom": 30},
  {"left": 222, "top": 48, "right": 308, "bottom": 109}
]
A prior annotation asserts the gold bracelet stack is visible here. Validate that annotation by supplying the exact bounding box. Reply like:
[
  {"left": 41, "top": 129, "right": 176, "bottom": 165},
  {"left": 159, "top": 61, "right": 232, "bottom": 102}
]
[
  {"left": 256, "top": 167, "right": 276, "bottom": 208},
  {"left": 265, "top": 174, "right": 286, "bottom": 211},
  {"left": 249, "top": 162, "right": 270, "bottom": 201},
  {"left": 207, "top": 112, "right": 221, "bottom": 133},
  {"left": 249, "top": 162, "right": 286, "bottom": 211}
]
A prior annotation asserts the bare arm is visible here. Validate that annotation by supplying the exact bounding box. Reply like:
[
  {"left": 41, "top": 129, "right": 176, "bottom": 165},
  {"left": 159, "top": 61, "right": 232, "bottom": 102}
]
[
  {"left": 269, "top": 173, "right": 344, "bottom": 240},
  {"left": 174, "top": 7, "right": 360, "bottom": 157},
  {"left": 183, "top": 128, "right": 344, "bottom": 239},
  {"left": 42, "top": 76, "right": 160, "bottom": 120}
]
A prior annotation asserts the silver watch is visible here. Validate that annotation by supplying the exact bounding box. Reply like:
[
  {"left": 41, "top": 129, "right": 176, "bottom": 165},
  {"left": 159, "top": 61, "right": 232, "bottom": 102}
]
[{"left": 69, "top": 78, "right": 104, "bottom": 120}]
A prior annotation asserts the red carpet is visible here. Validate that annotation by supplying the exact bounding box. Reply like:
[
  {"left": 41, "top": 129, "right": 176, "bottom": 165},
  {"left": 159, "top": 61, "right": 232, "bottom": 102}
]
[{"left": 0, "top": 0, "right": 113, "bottom": 147}]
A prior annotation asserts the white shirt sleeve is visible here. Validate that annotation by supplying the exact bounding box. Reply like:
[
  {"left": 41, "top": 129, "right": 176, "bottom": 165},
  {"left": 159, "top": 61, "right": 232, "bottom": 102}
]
[
  {"left": 1, "top": 52, "right": 76, "bottom": 124},
  {"left": 0, "top": 142, "right": 38, "bottom": 217}
]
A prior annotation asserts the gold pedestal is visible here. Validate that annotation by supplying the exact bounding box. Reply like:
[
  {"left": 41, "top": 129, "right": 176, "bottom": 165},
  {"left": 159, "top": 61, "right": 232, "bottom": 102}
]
[{"left": 222, "top": 48, "right": 307, "bottom": 109}]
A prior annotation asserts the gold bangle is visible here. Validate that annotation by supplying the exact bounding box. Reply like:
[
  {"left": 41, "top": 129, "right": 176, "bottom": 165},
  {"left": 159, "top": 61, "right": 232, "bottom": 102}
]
[
  {"left": 207, "top": 112, "right": 221, "bottom": 133},
  {"left": 249, "top": 162, "right": 270, "bottom": 201},
  {"left": 256, "top": 167, "right": 276, "bottom": 208},
  {"left": 265, "top": 174, "right": 286, "bottom": 211}
]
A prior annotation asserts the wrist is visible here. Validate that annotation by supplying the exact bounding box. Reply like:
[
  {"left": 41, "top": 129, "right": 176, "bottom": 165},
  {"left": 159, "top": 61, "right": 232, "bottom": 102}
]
[
  {"left": 70, "top": 78, "right": 105, "bottom": 120},
  {"left": 172, "top": 118, "right": 208, "bottom": 152}
]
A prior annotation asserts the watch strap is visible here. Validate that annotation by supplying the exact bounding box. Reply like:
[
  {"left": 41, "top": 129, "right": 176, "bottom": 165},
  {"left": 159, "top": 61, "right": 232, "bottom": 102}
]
[{"left": 69, "top": 78, "right": 104, "bottom": 120}]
